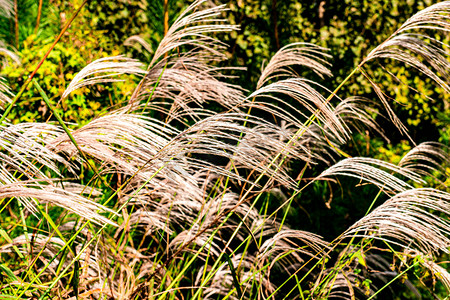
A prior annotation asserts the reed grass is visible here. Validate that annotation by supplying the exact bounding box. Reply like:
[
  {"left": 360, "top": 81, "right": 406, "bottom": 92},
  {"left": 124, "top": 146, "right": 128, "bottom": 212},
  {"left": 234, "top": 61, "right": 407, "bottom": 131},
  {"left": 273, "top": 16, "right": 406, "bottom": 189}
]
[{"left": 0, "top": 0, "right": 450, "bottom": 299}]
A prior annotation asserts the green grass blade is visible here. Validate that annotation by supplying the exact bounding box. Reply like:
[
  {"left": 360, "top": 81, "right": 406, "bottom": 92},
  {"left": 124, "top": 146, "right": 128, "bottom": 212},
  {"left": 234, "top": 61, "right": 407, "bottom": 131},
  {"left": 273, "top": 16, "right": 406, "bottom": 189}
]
[
  {"left": 224, "top": 252, "right": 243, "bottom": 299},
  {"left": 0, "top": 263, "right": 19, "bottom": 282},
  {"left": 0, "top": 229, "right": 25, "bottom": 259},
  {"left": 70, "top": 242, "right": 79, "bottom": 299},
  {"left": 32, "top": 78, "right": 108, "bottom": 188}
]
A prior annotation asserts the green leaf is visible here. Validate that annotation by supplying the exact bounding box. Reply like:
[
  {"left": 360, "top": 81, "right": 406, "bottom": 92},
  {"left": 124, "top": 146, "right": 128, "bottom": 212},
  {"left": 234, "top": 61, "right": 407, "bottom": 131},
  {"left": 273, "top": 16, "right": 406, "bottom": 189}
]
[
  {"left": 70, "top": 243, "right": 79, "bottom": 299},
  {"left": 223, "top": 253, "right": 243, "bottom": 299},
  {"left": 0, "top": 264, "right": 18, "bottom": 282},
  {"left": 0, "top": 229, "right": 25, "bottom": 259}
]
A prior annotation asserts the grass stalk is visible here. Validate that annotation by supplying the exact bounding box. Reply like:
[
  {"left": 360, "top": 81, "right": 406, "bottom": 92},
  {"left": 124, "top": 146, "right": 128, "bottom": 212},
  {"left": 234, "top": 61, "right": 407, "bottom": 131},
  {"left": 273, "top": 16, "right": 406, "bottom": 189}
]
[
  {"left": 163, "top": 0, "right": 169, "bottom": 37},
  {"left": 368, "top": 260, "right": 419, "bottom": 300},
  {"left": 13, "top": 0, "right": 18, "bottom": 48},
  {"left": 32, "top": 78, "right": 110, "bottom": 189},
  {"left": 35, "top": 0, "right": 43, "bottom": 34}
]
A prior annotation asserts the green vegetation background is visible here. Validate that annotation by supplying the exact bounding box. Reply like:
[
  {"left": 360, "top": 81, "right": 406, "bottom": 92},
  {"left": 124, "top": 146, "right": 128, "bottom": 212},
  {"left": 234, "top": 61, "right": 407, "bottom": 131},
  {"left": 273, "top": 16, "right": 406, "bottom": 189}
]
[{"left": 3, "top": 1, "right": 449, "bottom": 137}]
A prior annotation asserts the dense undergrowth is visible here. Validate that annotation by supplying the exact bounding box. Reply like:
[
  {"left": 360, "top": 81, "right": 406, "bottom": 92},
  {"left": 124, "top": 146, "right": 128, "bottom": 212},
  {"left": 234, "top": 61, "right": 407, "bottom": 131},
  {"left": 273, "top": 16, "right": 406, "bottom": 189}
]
[{"left": 0, "top": 0, "right": 450, "bottom": 299}]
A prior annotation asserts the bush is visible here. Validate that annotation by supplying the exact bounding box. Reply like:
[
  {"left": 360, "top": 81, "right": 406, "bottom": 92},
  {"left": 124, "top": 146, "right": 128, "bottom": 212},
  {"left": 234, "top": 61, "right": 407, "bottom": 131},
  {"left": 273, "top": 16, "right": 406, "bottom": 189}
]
[{"left": 0, "top": 0, "right": 450, "bottom": 299}]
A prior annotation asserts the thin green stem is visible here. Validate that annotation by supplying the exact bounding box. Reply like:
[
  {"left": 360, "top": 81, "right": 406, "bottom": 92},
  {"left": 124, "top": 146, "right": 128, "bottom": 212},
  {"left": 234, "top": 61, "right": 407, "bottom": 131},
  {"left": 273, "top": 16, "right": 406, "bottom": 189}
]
[
  {"left": 367, "top": 261, "right": 419, "bottom": 300},
  {"left": 32, "top": 78, "right": 111, "bottom": 189}
]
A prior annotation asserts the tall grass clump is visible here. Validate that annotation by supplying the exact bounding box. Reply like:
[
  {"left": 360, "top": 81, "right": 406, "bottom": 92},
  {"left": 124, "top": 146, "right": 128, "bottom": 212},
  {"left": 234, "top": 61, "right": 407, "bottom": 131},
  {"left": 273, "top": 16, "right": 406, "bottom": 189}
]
[{"left": 1, "top": 0, "right": 450, "bottom": 299}]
